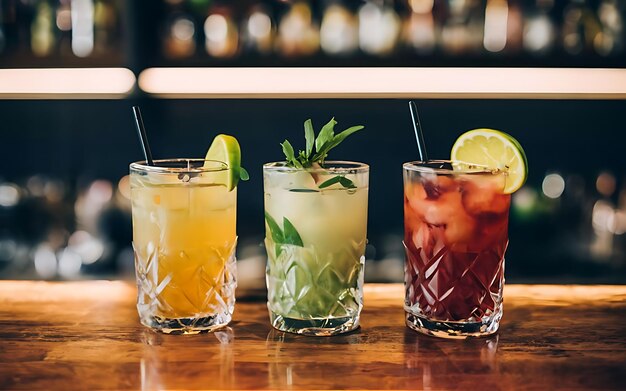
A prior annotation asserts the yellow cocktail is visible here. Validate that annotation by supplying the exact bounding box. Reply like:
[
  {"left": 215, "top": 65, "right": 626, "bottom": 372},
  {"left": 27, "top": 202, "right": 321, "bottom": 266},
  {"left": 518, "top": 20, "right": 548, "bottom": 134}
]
[{"left": 130, "top": 159, "right": 237, "bottom": 334}]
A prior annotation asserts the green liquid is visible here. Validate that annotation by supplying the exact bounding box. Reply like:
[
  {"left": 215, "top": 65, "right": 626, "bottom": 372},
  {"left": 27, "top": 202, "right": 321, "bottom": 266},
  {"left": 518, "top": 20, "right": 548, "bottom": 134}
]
[{"left": 266, "top": 240, "right": 365, "bottom": 319}]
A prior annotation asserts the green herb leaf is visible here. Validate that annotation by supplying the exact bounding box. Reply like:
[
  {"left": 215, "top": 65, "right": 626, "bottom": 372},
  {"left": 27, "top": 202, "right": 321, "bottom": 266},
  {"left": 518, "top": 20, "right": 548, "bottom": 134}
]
[
  {"left": 239, "top": 167, "right": 250, "bottom": 181},
  {"left": 311, "top": 140, "right": 334, "bottom": 164},
  {"left": 338, "top": 176, "right": 357, "bottom": 189},
  {"left": 281, "top": 140, "right": 302, "bottom": 168},
  {"left": 282, "top": 217, "right": 304, "bottom": 247},
  {"left": 304, "top": 119, "right": 315, "bottom": 158},
  {"left": 318, "top": 176, "right": 343, "bottom": 189},
  {"left": 264, "top": 212, "right": 284, "bottom": 244},
  {"left": 281, "top": 140, "right": 295, "bottom": 162},
  {"left": 312, "top": 125, "right": 365, "bottom": 163},
  {"left": 315, "top": 117, "right": 336, "bottom": 153},
  {"left": 332, "top": 125, "right": 364, "bottom": 146},
  {"left": 318, "top": 175, "right": 357, "bottom": 190}
]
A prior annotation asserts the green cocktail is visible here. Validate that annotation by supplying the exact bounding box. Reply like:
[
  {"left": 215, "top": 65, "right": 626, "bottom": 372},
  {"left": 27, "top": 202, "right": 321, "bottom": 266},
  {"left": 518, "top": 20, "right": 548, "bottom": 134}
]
[{"left": 263, "top": 118, "right": 369, "bottom": 336}]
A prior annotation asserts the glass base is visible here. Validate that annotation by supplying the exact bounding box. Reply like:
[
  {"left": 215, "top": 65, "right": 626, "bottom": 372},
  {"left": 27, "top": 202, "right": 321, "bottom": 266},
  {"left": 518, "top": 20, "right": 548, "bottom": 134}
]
[
  {"left": 140, "top": 313, "right": 232, "bottom": 335},
  {"left": 269, "top": 310, "right": 360, "bottom": 336},
  {"left": 405, "top": 311, "right": 501, "bottom": 339}
]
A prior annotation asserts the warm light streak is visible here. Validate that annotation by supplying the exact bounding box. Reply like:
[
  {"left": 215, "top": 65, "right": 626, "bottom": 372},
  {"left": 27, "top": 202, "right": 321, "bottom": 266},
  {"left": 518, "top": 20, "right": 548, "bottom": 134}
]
[
  {"left": 138, "top": 67, "right": 626, "bottom": 99},
  {"left": 0, "top": 68, "right": 135, "bottom": 98}
]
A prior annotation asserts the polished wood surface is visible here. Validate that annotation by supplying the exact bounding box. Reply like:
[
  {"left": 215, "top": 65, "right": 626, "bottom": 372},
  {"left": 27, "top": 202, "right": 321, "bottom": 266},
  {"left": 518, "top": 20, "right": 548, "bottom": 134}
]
[{"left": 1, "top": 282, "right": 625, "bottom": 390}]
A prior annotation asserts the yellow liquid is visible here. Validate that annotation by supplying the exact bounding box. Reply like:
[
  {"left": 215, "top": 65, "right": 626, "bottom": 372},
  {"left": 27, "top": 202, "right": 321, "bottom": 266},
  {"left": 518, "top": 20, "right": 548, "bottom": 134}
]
[{"left": 131, "top": 179, "right": 236, "bottom": 319}]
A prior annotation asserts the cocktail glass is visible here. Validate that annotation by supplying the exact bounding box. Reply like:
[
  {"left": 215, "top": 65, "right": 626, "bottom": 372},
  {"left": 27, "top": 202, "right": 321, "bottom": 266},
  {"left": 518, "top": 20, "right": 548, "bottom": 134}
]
[
  {"left": 130, "top": 159, "right": 237, "bottom": 334},
  {"left": 263, "top": 161, "right": 369, "bottom": 336},
  {"left": 403, "top": 160, "right": 510, "bottom": 338}
]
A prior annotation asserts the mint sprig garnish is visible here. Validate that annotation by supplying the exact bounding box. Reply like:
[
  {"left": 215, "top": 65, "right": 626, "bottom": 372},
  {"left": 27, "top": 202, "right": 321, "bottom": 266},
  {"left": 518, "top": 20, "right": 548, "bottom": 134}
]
[
  {"left": 264, "top": 212, "right": 304, "bottom": 256},
  {"left": 280, "top": 117, "right": 364, "bottom": 190},
  {"left": 281, "top": 118, "right": 364, "bottom": 168}
]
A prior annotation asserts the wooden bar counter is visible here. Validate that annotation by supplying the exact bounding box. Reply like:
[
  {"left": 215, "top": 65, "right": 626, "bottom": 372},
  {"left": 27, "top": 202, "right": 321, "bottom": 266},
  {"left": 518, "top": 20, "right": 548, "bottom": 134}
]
[{"left": 1, "top": 282, "right": 625, "bottom": 390}]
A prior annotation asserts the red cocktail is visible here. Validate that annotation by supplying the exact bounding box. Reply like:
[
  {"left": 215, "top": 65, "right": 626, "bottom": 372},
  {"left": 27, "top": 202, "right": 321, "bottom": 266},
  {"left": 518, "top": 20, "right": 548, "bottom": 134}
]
[{"left": 403, "top": 161, "right": 510, "bottom": 338}]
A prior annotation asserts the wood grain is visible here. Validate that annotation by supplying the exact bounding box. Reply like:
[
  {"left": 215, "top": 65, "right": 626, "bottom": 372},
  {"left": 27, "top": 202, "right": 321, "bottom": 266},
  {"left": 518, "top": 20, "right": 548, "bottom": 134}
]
[{"left": 1, "top": 282, "right": 625, "bottom": 390}]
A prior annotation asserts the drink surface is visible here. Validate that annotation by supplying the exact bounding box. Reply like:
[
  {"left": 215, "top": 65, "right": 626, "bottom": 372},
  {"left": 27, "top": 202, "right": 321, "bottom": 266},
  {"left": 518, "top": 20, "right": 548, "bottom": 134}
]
[
  {"left": 131, "top": 173, "right": 237, "bottom": 320},
  {"left": 264, "top": 169, "right": 368, "bottom": 320},
  {"left": 404, "top": 170, "right": 510, "bottom": 322}
]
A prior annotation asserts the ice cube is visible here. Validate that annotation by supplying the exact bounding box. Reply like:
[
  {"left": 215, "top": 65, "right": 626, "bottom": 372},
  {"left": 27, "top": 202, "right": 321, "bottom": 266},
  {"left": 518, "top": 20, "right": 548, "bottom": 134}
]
[
  {"left": 421, "top": 191, "right": 464, "bottom": 226},
  {"left": 444, "top": 210, "right": 476, "bottom": 244},
  {"left": 461, "top": 177, "right": 510, "bottom": 215},
  {"left": 422, "top": 176, "right": 456, "bottom": 199},
  {"left": 404, "top": 197, "right": 423, "bottom": 229},
  {"left": 406, "top": 184, "right": 428, "bottom": 218}
]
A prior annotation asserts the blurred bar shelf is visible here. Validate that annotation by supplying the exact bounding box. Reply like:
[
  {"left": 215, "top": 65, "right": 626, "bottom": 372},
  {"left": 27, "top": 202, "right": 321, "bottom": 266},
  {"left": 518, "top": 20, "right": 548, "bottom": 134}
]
[
  {"left": 138, "top": 67, "right": 626, "bottom": 99},
  {"left": 0, "top": 68, "right": 136, "bottom": 99}
]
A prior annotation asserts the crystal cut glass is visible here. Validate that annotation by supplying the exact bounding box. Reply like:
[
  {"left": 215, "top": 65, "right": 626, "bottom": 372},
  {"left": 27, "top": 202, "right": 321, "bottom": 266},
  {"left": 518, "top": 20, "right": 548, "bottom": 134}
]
[
  {"left": 263, "top": 161, "right": 369, "bottom": 336},
  {"left": 130, "top": 159, "right": 237, "bottom": 334},
  {"left": 403, "top": 161, "right": 510, "bottom": 338}
]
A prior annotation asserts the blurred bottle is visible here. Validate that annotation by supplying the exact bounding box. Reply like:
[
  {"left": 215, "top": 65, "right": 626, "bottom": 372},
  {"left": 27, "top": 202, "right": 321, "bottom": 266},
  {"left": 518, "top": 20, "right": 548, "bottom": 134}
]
[
  {"left": 614, "top": 182, "right": 626, "bottom": 263},
  {"left": 562, "top": 0, "right": 601, "bottom": 55},
  {"left": 71, "top": 0, "right": 94, "bottom": 57},
  {"left": 204, "top": 5, "right": 239, "bottom": 58},
  {"left": 320, "top": 0, "right": 358, "bottom": 56},
  {"left": 523, "top": 0, "right": 556, "bottom": 55},
  {"left": 276, "top": 1, "right": 319, "bottom": 57},
  {"left": 163, "top": 12, "right": 196, "bottom": 58},
  {"left": 591, "top": 171, "right": 617, "bottom": 261},
  {"left": 31, "top": 0, "right": 55, "bottom": 56},
  {"left": 403, "top": 0, "right": 436, "bottom": 54},
  {"left": 55, "top": 0, "right": 72, "bottom": 56},
  {"left": 93, "top": 0, "right": 119, "bottom": 55},
  {"left": 506, "top": 0, "right": 523, "bottom": 52},
  {"left": 8, "top": 0, "right": 30, "bottom": 55},
  {"left": 595, "top": 0, "right": 624, "bottom": 56},
  {"left": 241, "top": 4, "right": 274, "bottom": 55},
  {"left": 483, "top": 0, "right": 508, "bottom": 52},
  {"left": 440, "top": 0, "right": 483, "bottom": 54},
  {"left": 481, "top": 0, "right": 523, "bottom": 53},
  {"left": 0, "top": 1, "right": 5, "bottom": 53},
  {"left": 358, "top": 0, "right": 400, "bottom": 56}
]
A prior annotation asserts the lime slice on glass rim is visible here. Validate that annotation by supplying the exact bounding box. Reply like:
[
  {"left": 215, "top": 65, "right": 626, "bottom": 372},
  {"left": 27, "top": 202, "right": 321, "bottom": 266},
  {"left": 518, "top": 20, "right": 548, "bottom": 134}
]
[
  {"left": 451, "top": 128, "right": 528, "bottom": 194},
  {"left": 204, "top": 134, "right": 249, "bottom": 191}
]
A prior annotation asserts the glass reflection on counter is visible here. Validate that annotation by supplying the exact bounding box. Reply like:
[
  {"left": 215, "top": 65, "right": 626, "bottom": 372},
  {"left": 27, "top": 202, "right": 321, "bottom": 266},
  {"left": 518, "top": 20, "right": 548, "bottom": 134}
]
[
  {"left": 265, "top": 328, "right": 364, "bottom": 389},
  {"left": 404, "top": 333, "right": 500, "bottom": 389},
  {"left": 140, "top": 327, "right": 235, "bottom": 390}
]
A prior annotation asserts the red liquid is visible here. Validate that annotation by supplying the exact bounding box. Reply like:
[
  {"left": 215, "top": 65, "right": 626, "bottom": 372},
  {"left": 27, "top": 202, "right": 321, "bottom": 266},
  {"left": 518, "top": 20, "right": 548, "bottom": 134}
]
[{"left": 404, "top": 174, "right": 510, "bottom": 322}]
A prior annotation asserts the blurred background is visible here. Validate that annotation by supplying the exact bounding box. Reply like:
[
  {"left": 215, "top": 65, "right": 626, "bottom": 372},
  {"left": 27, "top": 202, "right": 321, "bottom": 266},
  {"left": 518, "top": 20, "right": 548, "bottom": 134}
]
[{"left": 1, "top": 0, "right": 625, "bottom": 287}]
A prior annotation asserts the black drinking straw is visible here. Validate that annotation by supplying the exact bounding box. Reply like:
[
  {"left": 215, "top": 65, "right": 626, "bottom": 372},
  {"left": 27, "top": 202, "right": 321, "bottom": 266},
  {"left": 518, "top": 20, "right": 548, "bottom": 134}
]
[
  {"left": 409, "top": 101, "right": 429, "bottom": 162},
  {"left": 132, "top": 106, "right": 154, "bottom": 166}
]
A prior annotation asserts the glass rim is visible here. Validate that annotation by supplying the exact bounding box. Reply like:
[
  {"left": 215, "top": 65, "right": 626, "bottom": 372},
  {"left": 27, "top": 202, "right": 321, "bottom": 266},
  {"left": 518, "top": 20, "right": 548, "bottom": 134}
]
[
  {"left": 263, "top": 160, "right": 369, "bottom": 173},
  {"left": 130, "top": 158, "right": 228, "bottom": 173},
  {"left": 403, "top": 160, "right": 505, "bottom": 175}
]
